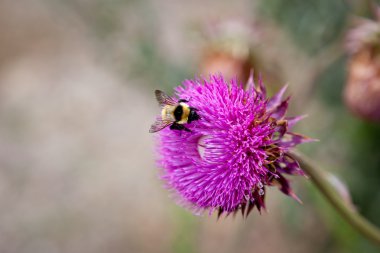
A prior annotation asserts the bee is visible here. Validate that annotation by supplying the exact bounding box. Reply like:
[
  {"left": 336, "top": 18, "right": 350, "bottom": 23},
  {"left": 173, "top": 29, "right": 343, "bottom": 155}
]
[{"left": 149, "top": 90, "right": 200, "bottom": 133}]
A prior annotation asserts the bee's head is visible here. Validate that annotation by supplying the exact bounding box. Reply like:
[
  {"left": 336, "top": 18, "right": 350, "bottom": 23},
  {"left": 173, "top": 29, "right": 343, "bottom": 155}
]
[{"left": 188, "top": 108, "right": 200, "bottom": 123}]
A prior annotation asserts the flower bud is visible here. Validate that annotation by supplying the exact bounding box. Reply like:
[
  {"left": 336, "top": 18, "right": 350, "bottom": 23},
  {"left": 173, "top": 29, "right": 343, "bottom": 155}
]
[
  {"left": 199, "top": 20, "right": 253, "bottom": 84},
  {"left": 344, "top": 12, "right": 380, "bottom": 122},
  {"left": 345, "top": 49, "right": 380, "bottom": 121}
]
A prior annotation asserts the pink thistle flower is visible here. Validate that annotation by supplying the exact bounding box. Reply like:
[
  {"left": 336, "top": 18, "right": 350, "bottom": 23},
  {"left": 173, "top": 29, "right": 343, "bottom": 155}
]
[
  {"left": 155, "top": 73, "right": 313, "bottom": 217},
  {"left": 344, "top": 8, "right": 380, "bottom": 122}
]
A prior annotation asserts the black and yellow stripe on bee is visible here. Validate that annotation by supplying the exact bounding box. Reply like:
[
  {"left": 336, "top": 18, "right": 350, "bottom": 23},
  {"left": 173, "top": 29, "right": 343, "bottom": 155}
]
[{"left": 161, "top": 102, "right": 191, "bottom": 124}]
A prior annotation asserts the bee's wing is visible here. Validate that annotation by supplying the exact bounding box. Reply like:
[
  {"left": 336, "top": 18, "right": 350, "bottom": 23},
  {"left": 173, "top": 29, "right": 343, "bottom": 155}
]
[
  {"left": 149, "top": 119, "right": 173, "bottom": 133},
  {"left": 155, "top": 90, "right": 177, "bottom": 107}
]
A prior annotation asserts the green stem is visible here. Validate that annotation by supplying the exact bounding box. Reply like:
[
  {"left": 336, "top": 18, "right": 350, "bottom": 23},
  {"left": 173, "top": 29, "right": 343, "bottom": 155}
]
[{"left": 290, "top": 151, "right": 380, "bottom": 246}]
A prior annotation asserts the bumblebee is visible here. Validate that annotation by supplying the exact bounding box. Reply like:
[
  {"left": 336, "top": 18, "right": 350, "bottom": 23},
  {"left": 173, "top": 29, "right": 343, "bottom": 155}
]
[{"left": 149, "top": 90, "right": 200, "bottom": 133}]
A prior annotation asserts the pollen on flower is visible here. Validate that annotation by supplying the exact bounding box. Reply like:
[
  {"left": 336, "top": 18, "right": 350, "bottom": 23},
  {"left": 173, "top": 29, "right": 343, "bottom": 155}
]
[{"left": 154, "top": 73, "right": 313, "bottom": 217}]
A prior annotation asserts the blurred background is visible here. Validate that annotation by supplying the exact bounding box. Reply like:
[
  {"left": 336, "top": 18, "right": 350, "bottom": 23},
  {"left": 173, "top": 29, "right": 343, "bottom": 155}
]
[{"left": 0, "top": 0, "right": 379, "bottom": 252}]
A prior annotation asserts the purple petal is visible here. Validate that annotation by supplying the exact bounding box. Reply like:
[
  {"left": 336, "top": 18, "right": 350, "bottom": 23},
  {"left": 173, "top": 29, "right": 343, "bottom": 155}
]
[
  {"left": 245, "top": 69, "right": 255, "bottom": 91},
  {"left": 286, "top": 115, "right": 308, "bottom": 129},
  {"left": 279, "top": 132, "right": 316, "bottom": 148},
  {"left": 270, "top": 97, "right": 290, "bottom": 120},
  {"left": 256, "top": 73, "right": 266, "bottom": 99},
  {"left": 217, "top": 207, "right": 224, "bottom": 219},
  {"left": 272, "top": 120, "right": 288, "bottom": 141},
  {"left": 245, "top": 200, "right": 255, "bottom": 217},
  {"left": 276, "top": 153, "right": 305, "bottom": 176},
  {"left": 267, "top": 84, "right": 288, "bottom": 111},
  {"left": 246, "top": 189, "right": 266, "bottom": 216},
  {"left": 240, "top": 202, "right": 247, "bottom": 217},
  {"left": 271, "top": 174, "right": 302, "bottom": 203}
]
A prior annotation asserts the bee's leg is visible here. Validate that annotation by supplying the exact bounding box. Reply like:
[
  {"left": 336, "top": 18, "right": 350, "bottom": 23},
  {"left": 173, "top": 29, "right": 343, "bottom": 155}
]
[
  {"left": 178, "top": 125, "right": 191, "bottom": 132},
  {"left": 170, "top": 123, "right": 191, "bottom": 132},
  {"left": 178, "top": 99, "right": 189, "bottom": 103},
  {"left": 170, "top": 123, "right": 178, "bottom": 130},
  {"left": 182, "top": 126, "right": 191, "bottom": 132},
  {"left": 170, "top": 123, "right": 183, "bottom": 131}
]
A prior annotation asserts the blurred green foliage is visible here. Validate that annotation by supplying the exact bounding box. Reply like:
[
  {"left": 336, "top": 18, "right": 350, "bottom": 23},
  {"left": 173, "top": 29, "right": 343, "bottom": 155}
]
[
  {"left": 258, "top": 0, "right": 349, "bottom": 55},
  {"left": 129, "top": 37, "right": 191, "bottom": 91},
  {"left": 172, "top": 207, "right": 199, "bottom": 253}
]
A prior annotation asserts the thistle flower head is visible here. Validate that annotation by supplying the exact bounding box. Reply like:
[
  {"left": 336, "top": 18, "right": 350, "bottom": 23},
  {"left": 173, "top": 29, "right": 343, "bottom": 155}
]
[
  {"left": 155, "top": 74, "right": 312, "bottom": 217},
  {"left": 344, "top": 8, "right": 380, "bottom": 122},
  {"left": 346, "top": 15, "right": 380, "bottom": 55}
]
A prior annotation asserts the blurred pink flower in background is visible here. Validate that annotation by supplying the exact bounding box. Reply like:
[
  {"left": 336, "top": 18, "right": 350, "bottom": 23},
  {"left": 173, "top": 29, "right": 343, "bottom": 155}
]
[{"left": 344, "top": 8, "right": 380, "bottom": 122}]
